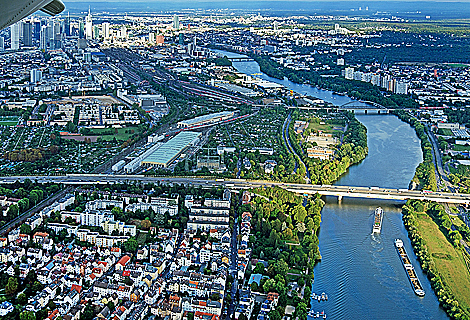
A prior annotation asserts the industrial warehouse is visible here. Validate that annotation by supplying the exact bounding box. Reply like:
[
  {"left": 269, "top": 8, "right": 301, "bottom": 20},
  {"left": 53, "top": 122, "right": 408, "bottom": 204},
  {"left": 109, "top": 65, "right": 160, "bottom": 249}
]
[
  {"left": 177, "top": 111, "right": 235, "bottom": 128},
  {"left": 141, "top": 131, "right": 202, "bottom": 168}
]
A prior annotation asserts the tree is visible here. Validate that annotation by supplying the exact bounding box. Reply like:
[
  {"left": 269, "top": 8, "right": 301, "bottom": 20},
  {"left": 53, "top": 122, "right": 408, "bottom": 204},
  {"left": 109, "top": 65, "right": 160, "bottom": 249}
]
[
  {"left": 293, "top": 204, "right": 307, "bottom": 223},
  {"left": 141, "top": 219, "right": 151, "bottom": 229},
  {"left": 81, "top": 303, "right": 94, "bottom": 320},
  {"left": 253, "top": 262, "right": 265, "bottom": 274},
  {"left": 123, "top": 237, "right": 138, "bottom": 252},
  {"left": 5, "top": 277, "right": 17, "bottom": 295},
  {"left": 107, "top": 301, "right": 115, "bottom": 311},
  {"left": 8, "top": 204, "right": 18, "bottom": 217},
  {"left": 210, "top": 293, "right": 221, "bottom": 301},
  {"left": 273, "top": 259, "right": 289, "bottom": 277},
  {"left": 263, "top": 278, "right": 276, "bottom": 293},
  {"left": 20, "top": 311, "right": 36, "bottom": 320},
  {"left": 268, "top": 310, "right": 281, "bottom": 320},
  {"left": 32, "top": 281, "right": 43, "bottom": 293},
  {"left": 20, "top": 223, "right": 31, "bottom": 235},
  {"left": 18, "top": 292, "right": 27, "bottom": 305}
]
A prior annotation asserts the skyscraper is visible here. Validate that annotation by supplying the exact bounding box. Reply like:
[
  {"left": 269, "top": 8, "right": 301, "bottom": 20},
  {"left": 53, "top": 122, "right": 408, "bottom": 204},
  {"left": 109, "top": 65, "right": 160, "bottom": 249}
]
[
  {"left": 10, "top": 22, "right": 20, "bottom": 50},
  {"left": 79, "top": 19, "right": 84, "bottom": 38},
  {"left": 93, "top": 25, "right": 99, "bottom": 39},
  {"left": 120, "top": 25, "right": 127, "bottom": 39},
  {"left": 40, "top": 25, "right": 47, "bottom": 50},
  {"left": 33, "top": 20, "right": 41, "bottom": 41},
  {"left": 0, "top": 37, "right": 4, "bottom": 51},
  {"left": 102, "top": 22, "right": 110, "bottom": 39},
  {"left": 47, "top": 20, "right": 54, "bottom": 48},
  {"left": 85, "top": 9, "right": 93, "bottom": 39},
  {"left": 64, "top": 13, "right": 71, "bottom": 36},
  {"left": 173, "top": 15, "right": 180, "bottom": 30},
  {"left": 22, "top": 21, "right": 33, "bottom": 47},
  {"left": 30, "top": 69, "right": 42, "bottom": 83},
  {"left": 53, "top": 19, "right": 61, "bottom": 48}
]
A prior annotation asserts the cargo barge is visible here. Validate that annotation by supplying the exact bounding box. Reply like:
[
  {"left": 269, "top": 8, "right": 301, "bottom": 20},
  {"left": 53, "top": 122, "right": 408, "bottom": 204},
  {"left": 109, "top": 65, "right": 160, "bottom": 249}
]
[
  {"left": 394, "top": 239, "right": 425, "bottom": 296},
  {"left": 372, "top": 207, "right": 383, "bottom": 234}
]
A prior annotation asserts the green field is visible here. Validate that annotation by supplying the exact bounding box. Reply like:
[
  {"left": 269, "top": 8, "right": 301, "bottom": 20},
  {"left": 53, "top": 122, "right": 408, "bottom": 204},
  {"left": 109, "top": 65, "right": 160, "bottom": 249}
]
[
  {"left": 438, "top": 128, "right": 454, "bottom": 136},
  {"left": 453, "top": 144, "right": 470, "bottom": 151},
  {"left": 417, "top": 214, "right": 470, "bottom": 311},
  {"left": 0, "top": 121, "right": 18, "bottom": 126},
  {"left": 87, "top": 127, "right": 141, "bottom": 141},
  {"left": 447, "top": 63, "right": 470, "bottom": 68},
  {"left": 137, "top": 232, "right": 147, "bottom": 245},
  {"left": 308, "top": 122, "right": 343, "bottom": 134}
]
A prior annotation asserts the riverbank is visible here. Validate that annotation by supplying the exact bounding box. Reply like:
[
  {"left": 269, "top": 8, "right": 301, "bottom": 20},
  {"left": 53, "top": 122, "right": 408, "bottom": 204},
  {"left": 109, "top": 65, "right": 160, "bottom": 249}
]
[
  {"left": 402, "top": 200, "right": 470, "bottom": 319},
  {"left": 221, "top": 48, "right": 445, "bottom": 318},
  {"left": 394, "top": 110, "right": 437, "bottom": 191},
  {"left": 243, "top": 187, "right": 323, "bottom": 320},
  {"left": 288, "top": 110, "right": 368, "bottom": 184},
  {"left": 251, "top": 54, "right": 419, "bottom": 109}
]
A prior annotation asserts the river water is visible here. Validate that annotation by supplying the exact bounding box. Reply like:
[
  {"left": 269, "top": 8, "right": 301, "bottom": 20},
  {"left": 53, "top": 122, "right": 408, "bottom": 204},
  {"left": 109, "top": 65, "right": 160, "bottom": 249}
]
[{"left": 215, "top": 50, "right": 449, "bottom": 319}]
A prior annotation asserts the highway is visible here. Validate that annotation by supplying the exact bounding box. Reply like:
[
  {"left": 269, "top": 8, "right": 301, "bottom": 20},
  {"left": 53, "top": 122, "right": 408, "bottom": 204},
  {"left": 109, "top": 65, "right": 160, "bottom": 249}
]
[{"left": 2, "top": 175, "right": 470, "bottom": 205}]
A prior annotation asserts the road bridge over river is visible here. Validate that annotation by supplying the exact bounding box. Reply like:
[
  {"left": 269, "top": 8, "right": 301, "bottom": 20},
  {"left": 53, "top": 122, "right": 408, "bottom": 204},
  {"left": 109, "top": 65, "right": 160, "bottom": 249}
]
[
  {"left": 1, "top": 175, "right": 470, "bottom": 205},
  {"left": 226, "top": 57, "right": 255, "bottom": 62}
]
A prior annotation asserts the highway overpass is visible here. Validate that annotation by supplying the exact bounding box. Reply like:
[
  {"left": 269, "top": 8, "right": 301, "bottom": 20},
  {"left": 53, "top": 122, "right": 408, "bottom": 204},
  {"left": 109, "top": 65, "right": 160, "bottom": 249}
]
[{"left": 1, "top": 175, "right": 470, "bottom": 205}]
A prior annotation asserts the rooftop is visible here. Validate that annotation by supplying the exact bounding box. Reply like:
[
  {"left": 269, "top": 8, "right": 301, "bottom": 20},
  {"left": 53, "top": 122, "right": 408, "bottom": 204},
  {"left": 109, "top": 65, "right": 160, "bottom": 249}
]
[
  {"left": 142, "top": 131, "right": 201, "bottom": 166},
  {"left": 178, "top": 111, "right": 234, "bottom": 127}
]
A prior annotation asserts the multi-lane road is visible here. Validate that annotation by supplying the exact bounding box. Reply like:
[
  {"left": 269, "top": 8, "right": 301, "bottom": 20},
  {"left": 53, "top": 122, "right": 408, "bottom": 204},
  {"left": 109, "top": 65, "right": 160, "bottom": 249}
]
[{"left": 2, "top": 175, "right": 470, "bottom": 204}]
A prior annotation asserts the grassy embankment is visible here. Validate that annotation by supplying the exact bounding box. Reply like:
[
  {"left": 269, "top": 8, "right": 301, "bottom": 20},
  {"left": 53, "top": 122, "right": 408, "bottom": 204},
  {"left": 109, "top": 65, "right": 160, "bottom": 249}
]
[
  {"left": 416, "top": 213, "right": 470, "bottom": 309},
  {"left": 403, "top": 200, "right": 470, "bottom": 319}
]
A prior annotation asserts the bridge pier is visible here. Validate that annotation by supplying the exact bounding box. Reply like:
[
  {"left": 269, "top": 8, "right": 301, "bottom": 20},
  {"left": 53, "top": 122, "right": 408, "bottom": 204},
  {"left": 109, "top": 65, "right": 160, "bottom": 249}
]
[{"left": 338, "top": 195, "right": 343, "bottom": 202}]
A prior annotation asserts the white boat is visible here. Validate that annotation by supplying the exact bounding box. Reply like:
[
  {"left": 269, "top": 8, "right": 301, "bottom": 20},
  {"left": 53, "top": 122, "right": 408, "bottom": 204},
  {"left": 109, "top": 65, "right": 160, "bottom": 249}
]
[{"left": 372, "top": 207, "right": 384, "bottom": 233}]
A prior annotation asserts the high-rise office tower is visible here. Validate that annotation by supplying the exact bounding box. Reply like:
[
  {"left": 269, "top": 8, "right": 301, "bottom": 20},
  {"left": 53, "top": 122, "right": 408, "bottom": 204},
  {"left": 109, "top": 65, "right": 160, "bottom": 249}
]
[
  {"left": 85, "top": 9, "right": 93, "bottom": 39},
  {"left": 22, "top": 21, "right": 33, "bottom": 47},
  {"left": 40, "top": 25, "right": 47, "bottom": 50},
  {"left": 64, "top": 13, "right": 70, "bottom": 36},
  {"left": 178, "top": 33, "right": 184, "bottom": 45},
  {"left": 34, "top": 20, "right": 41, "bottom": 41},
  {"left": 102, "top": 22, "right": 110, "bottom": 39},
  {"left": 30, "top": 69, "right": 42, "bottom": 83},
  {"left": 53, "top": 19, "right": 61, "bottom": 48},
  {"left": 46, "top": 20, "right": 54, "bottom": 48},
  {"left": 120, "top": 25, "right": 127, "bottom": 39},
  {"left": 10, "top": 22, "right": 21, "bottom": 50},
  {"left": 93, "top": 25, "right": 99, "bottom": 39},
  {"left": 53, "top": 20, "right": 60, "bottom": 39},
  {"left": 173, "top": 15, "right": 180, "bottom": 29},
  {"left": 0, "top": 37, "right": 4, "bottom": 51},
  {"left": 79, "top": 19, "right": 84, "bottom": 38}
]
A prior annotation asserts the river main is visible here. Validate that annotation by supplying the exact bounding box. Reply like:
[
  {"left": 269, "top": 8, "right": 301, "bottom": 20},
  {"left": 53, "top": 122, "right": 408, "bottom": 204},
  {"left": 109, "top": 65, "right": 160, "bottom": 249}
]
[{"left": 215, "top": 49, "right": 449, "bottom": 319}]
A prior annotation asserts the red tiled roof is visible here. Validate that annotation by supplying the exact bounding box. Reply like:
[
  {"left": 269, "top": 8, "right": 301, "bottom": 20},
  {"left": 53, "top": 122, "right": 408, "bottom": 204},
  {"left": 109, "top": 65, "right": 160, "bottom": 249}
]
[{"left": 117, "top": 255, "right": 130, "bottom": 266}]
